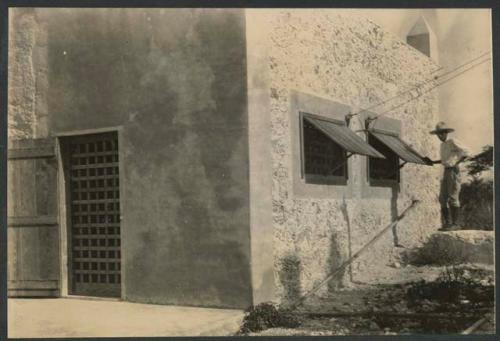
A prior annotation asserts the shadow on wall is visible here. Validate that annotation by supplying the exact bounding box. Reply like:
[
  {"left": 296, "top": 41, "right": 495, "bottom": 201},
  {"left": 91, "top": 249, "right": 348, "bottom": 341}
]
[
  {"left": 327, "top": 230, "right": 346, "bottom": 291},
  {"left": 334, "top": 197, "right": 353, "bottom": 287},
  {"left": 331, "top": 187, "right": 401, "bottom": 289},
  {"left": 278, "top": 253, "right": 301, "bottom": 305},
  {"left": 391, "top": 185, "right": 401, "bottom": 247}
]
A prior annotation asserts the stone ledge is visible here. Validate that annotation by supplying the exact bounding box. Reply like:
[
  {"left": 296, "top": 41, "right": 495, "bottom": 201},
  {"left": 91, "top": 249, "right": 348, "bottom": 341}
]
[{"left": 406, "top": 230, "right": 494, "bottom": 266}]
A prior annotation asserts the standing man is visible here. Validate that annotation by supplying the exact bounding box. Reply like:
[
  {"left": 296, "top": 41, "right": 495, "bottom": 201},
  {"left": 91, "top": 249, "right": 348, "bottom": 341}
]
[{"left": 423, "top": 122, "right": 470, "bottom": 231}]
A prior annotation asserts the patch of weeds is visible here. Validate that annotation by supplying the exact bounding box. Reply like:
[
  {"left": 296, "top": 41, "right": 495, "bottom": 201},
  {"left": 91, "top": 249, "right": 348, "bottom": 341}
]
[
  {"left": 238, "top": 302, "right": 301, "bottom": 334},
  {"left": 405, "top": 236, "right": 473, "bottom": 266},
  {"left": 406, "top": 265, "right": 494, "bottom": 309}
]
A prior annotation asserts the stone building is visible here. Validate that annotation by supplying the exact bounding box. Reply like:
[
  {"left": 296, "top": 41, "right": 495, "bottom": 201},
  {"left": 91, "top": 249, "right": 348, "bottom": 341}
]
[{"left": 7, "top": 8, "right": 440, "bottom": 309}]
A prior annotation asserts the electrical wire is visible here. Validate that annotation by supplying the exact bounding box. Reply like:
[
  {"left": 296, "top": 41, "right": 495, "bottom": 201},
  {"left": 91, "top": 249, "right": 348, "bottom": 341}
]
[
  {"left": 369, "top": 57, "right": 491, "bottom": 130},
  {"left": 349, "top": 50, "right": 491, "bottom": 119},
  {"left": 430, "top": 65, "right": 444, "bottom": 74},
  {"left": 357, "top": 50, "right": 491, "bottom": 117}
]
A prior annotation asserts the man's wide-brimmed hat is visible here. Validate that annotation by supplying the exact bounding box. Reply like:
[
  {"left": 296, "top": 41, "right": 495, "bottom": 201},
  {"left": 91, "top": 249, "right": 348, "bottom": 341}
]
[{"left": 430, "top": 121, "right": 455, "bottom": 134}]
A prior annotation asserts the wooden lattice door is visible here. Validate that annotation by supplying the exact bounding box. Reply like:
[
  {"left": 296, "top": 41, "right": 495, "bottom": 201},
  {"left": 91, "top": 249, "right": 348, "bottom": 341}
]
[{"left": 66, "top": 132, "right": 121, "bottom": 297}]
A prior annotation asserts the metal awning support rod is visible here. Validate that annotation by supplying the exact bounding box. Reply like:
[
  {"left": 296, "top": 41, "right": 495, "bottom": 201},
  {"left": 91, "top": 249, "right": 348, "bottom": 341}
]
[
  {"left": 288, "top": 199, "right": 421, "bottom": 310},
  {"left": 399, "top": 161, "right": 408, "bottom": 169},
  {"left": 330, "top": 153, "right": 354, "bottom": 175},
  {"left": 365, "top": 117, "right": 377, "bottom": 130}
]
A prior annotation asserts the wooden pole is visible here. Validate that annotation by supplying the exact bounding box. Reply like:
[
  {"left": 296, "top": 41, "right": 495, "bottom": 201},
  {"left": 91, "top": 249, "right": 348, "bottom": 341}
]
[
  {"left": 461, "top": 314, "right": 490, "bottom": 335},
  {"left": 288, "top": 199, "right": 420, "bottom": 310}
]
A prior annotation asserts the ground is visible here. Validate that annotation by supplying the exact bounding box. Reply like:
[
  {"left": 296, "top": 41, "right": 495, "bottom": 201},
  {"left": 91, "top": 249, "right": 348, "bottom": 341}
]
[
  {"left": 242, "top": 231, "right": 495, "bottom": 336},
  {"left": 8, "top": 232, "right": 495, "bottom": 337},
  {"left": 8, "top": 297, "right": 244, "bottom": 338},
  {"left": 245, "top": 263, "right": 494, "bottom": 336},
  {"left": 8, "top": 264, "right": 494, "bottom": 337}
]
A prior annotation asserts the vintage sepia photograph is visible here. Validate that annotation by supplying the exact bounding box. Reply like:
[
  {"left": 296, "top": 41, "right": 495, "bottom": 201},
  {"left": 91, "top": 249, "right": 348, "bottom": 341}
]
[{"left": 6, "top": 6, "right": 495, "bottom": 337}]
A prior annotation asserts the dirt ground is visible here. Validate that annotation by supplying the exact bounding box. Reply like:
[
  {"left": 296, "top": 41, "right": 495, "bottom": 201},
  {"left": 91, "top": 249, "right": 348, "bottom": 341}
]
[{"left": 247, "top": 264, "right": 495, "bottom": 336}]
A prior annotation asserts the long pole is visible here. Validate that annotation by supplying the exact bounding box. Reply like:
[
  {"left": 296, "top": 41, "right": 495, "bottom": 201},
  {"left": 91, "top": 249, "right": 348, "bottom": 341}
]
[
  {"left": 288, "top": 199, "right": 420, "bottom": 310},
  {"left": 461, "top": 314, "right": 491, "bottom": 335}
]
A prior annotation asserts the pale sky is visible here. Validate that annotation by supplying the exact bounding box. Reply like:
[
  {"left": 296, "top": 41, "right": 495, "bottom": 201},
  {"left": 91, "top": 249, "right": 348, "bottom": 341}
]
[{"left": 352, "top": 9, "right": 493, "bottom": 155}]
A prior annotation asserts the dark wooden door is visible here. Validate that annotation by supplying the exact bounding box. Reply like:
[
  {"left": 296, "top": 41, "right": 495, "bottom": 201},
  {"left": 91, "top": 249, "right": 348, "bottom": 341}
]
[
  {"left": 7, "top": 138, "right": 60, "bottom": 297},
  {"left": 65, "top": 132, "right": 121, "bottom": 297}
]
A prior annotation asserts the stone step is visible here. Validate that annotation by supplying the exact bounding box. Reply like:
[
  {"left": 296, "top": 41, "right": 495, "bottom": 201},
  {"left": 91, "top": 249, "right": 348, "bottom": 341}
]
[{"left": 406, "top": 230, "right": 494, "bottom": 266}]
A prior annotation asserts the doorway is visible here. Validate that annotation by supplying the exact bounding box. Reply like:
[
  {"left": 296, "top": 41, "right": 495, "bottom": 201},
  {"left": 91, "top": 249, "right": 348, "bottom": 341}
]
[{"left": 63, "top": 131, "right": 121, "bottom": 297}]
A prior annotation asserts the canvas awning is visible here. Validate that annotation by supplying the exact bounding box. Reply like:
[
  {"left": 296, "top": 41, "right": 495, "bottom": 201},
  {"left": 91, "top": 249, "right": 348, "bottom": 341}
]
[
  {"left": 368, "top": 130, "right": 428, "bottom": 165},
  {"left": 304, "top": 116, "right": 385, "bottom": 158}
]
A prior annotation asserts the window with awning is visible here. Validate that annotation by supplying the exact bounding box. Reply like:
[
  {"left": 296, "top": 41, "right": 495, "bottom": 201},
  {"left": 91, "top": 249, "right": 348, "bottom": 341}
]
[
  {"left": 300, "top": 113, "right": 385, "bottom": 185},
  {"left": 367, "top": 128, "right": 429, "bottom": 185},
  {"left": 369, "top": 130, "right": 429, "bottom": 165}
]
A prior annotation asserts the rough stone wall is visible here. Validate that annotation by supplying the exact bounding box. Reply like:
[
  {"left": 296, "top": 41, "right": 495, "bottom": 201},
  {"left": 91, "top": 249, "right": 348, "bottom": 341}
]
[
  {"left": 8, "top": 9, "right": 37, "bottom": 139},
  {"left": 8, "top": 9, "right": 49, "bottom": 140},
  {"left": 263, "top": 11, "right": 442, "bottom": 302}
]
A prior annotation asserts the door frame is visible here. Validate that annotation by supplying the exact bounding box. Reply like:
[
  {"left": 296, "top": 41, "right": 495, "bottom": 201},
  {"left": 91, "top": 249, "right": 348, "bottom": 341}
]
[{"left": 55, "top": 126, "right": 126, "bottom": 300}]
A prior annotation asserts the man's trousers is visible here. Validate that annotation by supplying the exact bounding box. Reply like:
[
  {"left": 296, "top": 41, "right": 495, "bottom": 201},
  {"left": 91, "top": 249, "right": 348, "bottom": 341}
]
[{"left": 439, "top": 166, "right": 461, "bottom": 208}]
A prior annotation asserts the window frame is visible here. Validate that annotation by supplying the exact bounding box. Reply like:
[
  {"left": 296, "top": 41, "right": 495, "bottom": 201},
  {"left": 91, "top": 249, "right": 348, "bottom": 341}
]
[
  {"left": 366, "top": 130, "right": 401, "bottom": 187},
  {"left": 299, "top": 112, "right": 349, "bottom": 186}
]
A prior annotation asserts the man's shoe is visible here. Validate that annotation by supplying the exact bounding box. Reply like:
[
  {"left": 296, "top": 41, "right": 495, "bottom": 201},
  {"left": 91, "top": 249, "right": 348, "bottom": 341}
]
[
  {"left": 440, "top": 224, "right": 461, "bottom": 232},
  {"left": 450, "top": 206, "right": 461, "bottom": 228},
  {"left": 447, "top": 223, "right": 461, "bottom": 231},
  {"left": 441, "top": 207, "right": 451, "bottom": 230},
  {"left": 438, "top": 224, "right": 451, "bottom": 231}
]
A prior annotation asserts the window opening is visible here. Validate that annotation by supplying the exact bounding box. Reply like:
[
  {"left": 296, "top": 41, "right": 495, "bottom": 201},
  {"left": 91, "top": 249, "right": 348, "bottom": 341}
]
[{"left": 300, "top": 113, "right": 384, "bottom": 185}]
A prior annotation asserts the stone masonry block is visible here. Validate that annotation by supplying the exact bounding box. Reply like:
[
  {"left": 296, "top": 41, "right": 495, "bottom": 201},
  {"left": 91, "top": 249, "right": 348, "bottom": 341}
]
[{"left": 410, "top": 230, "right": 494, "bottom": 265}]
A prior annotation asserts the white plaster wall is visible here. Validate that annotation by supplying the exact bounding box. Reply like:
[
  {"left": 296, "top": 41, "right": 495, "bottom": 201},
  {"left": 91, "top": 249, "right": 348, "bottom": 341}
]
[
  {"left": 246, "top": 11, "right": 276, "bottom": 304},
  {"left": 247, "top": 9, "right": 442, "bottom": 302}
]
